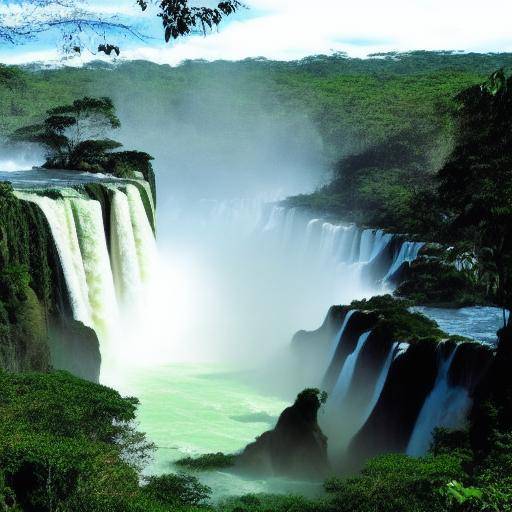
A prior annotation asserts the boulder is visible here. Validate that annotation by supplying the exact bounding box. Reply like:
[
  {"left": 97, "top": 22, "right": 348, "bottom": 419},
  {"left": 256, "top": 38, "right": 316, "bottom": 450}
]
[{"left": 237, "top": 389, "right": 329, "bottom": 479}]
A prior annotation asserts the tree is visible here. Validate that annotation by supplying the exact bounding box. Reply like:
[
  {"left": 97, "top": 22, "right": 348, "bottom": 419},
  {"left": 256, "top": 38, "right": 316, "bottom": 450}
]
[
  {"left": 437, "top": 70, "right": 512, "bottom": 338},
  {"left": 0, "top": 0, "right": 243, "bottom": 55},
  {"left": 11, "top": 96, "right": 122, "bottom": 170}
]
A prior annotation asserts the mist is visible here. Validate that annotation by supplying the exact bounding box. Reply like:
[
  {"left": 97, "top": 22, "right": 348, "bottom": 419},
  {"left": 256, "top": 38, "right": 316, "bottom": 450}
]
[
  {"left": 0, "top": 144, "right": 43, "bottom": 172},
  {"left": 105, "top": 72, "right": 340, "bottom": 382}
]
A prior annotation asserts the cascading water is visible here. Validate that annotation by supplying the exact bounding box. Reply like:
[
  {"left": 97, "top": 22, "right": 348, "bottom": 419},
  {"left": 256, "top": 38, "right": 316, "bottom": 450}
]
[
  {"left": 70, "top": 196, "right": 118, "bottom": 341},
  {"left": 326, "top": 310, "right": 356, "bottom": 365},
  {"left": 15, "top": 184, "right": 156, "bottom": 369},
  {"left": 259, "top": 205, "right": 422, "bottom": 287},
  {"left": 125, "top": 184, "right": 157, "bottom": 287},
  {"left": 331, "top": 331, "right": 371, "bottom": 404},
  {"left": 406, "top": 344, "right": 471, "bottom": 456},
  {"left": 15, "top": 190, "right": 94, "bottom": 327},
  {"left": 384, "top": 241, "right": 425, "bottom": 281},
  {"left": 359, "top": 341, "right": 399, "bottom": 427}
]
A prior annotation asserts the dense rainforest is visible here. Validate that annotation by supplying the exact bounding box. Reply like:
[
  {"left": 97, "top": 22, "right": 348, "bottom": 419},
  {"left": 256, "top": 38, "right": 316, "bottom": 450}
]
[
  {"left": 2, "top": 51, "right": 512, "bottom": 158},
  {"left": 1, "top": 51, "right": 512, "bottom": 510}
]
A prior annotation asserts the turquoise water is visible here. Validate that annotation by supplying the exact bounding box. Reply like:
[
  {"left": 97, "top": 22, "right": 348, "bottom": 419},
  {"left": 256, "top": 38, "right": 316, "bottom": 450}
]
[{"left": 111, "top": 364, "right": 323, "bottom": 499}]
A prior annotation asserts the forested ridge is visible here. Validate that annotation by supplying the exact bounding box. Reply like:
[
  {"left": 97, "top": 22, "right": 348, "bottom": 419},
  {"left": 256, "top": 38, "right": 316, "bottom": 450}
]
[{"left": 2, "top": 51, "right": 512, "bottom": 160}]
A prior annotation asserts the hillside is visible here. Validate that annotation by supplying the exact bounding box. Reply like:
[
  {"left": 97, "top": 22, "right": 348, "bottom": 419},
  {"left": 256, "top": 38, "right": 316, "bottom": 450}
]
[{"left": 2, "top": 51, "right": 512, "bottom": 164}]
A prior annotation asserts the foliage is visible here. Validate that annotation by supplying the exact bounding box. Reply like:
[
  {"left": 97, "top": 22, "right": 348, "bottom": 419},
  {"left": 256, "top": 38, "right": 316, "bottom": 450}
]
[
  {"left": 430, "top": 428, "right": 473, "bottom": 462},
  {"left": 11, "top": 97, "right": 121, "bottom": 171},
  {"left": 0, "top": 0, "right": 242, "bottom": 54},
  {"left": 350, "top": 294, "right": 449, "bottom": 342},
  {"left": 324, "top": 453, "right": 465, "bottom": 512},
  {"left": 105, "top": 150, "right": 156, "bottom": 203},
  {"left": 437, "top": 69, "right": 512, "bottom": 322},
  {"left": 441, "top": 481, "right": 483, "bottom": 508},
  {"left": 142, "top": 473, "right": 211, "bottom": 506},
  {"left": 285, "top": 134, "right": 444, "bottom": 234},
  {"left": 395, "top": 258, "right": 491, "bottom": 307},
  {"left": 297, "top": 388, "right": 328, "bottom": 406},
  {"left": 175, "top": 452, "right": 236, "bottom": 470},
  {"left": 0, "top": 370, "right": 218, "bottom": 511},
  {"left": 140, "top": 0, "right": 244, "bottom": 42},
  {"left": 0, "top": 183, "right": 67, "bottom": 372},
  {"left": 0, "top": 52, "right": 505, "bottom": 156},
  {"left": 219, "top": 493, "right": 328, "bottom": 512}
]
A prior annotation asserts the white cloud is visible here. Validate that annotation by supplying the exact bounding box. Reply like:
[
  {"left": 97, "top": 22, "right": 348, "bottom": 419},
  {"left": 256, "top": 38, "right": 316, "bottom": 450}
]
[{"left": 1, "top": 0, "right": 512, "bottom": 65}]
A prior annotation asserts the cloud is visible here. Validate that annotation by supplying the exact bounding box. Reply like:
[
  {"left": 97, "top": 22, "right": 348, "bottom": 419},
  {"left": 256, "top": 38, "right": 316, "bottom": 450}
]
[{"left": 1, "top": 0, "right": 512, "bottom": 65}]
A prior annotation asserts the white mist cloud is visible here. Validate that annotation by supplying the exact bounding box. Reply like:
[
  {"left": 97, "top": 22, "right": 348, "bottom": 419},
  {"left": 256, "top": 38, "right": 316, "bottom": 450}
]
[{"left": 1, "top": 0, "right": 512, "bottom": 65}]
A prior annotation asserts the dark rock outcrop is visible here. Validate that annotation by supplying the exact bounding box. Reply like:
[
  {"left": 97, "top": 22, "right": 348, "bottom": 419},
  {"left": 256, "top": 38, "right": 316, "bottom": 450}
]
[
  {"left": 49, "top": 320, "right": 101, "bottom": 382},
  {"left": 347, "top": 339, "right": 439, "bottom": 463},
  {"left": 237, "top": 389, "right": 330, "bottom": 479},
  {"left": 322, "top": 309, "right": 378, "bottom": 391}
]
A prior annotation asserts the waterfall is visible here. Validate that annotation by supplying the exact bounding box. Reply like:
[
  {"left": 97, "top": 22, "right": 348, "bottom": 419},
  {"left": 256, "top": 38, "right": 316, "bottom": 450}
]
[
  {"left": 337, "top": 225, "right": 355, "bottom": 262},
  {"left": 15, "top": 191, "right": 92, "bottom": 326},
  {"left": 110, "top": 188, "right": 142, "bottom": 306},
  {"left": 369, "top": 231, "right": 393, "bottom": 261},
  {"left": 384, "top": 241, "right": 424, "bottom": 281},
  {"left": 257, "top": 206, "right": 423, "bottom": 289},
  {"left": 70, "top": 196, "right": 118, "bottom": 341},
  {"left": 348, "top": 229, "right": 362, "bottom": 263},
  {"left": 326, "top": 310, "right": 356, "bottom": 365},
  {"left": 281, "top": 208, "right": 297, "bottom": 248},
  {"left": 331, "top": 331, "right": 371, "bottom": 403},
  {"left": 359, "top": 342, "right": 399, "bottom": 427},
  {"left": 359, "top": 229, "right": 375, "bottom": 263},
  {"left": 15, "top": 184, "right": 156, "bottom": 360},
  {"left": 126, "top": 184, "right": 157, "bottom": 284},
  {"left": 319, "top": 223, "right": 343, "bottom": 263},
  {"left": 263, "top": 205, "right": 286, "bottom": 232},
  {"left": 395, "top": 342, "right": 410, "bottom": 359},
  {"left": 406, "top": 345, "right": 471, "bottom": 456}
]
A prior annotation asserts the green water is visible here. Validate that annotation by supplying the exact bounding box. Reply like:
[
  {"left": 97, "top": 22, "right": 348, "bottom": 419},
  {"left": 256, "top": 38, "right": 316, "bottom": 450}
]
[{"left": 111, "top": 364, "right": 323, "bottom": 499}]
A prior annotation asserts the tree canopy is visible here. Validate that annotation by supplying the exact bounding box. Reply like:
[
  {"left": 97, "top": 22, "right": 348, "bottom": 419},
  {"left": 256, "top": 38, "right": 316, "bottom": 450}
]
[
  {"left": 11, "top": 96, "right": 122, "bottom": 170},
  {"left": 437, "top": 70, "right": 512, "bottom": 329}
]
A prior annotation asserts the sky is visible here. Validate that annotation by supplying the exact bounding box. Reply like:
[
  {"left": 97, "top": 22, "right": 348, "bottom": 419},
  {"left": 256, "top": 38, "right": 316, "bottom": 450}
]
[{"left": 1, "top": 0, "right": 512, "bottom": 65}]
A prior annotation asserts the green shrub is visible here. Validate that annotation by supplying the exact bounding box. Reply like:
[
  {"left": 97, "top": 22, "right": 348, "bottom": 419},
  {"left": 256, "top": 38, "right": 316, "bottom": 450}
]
[
  {"left": 324, "top": 453, "right": 465, "bottom": 512},
  {"left": 175, "top": 452, "right": 236, "bottom": 470},
  {"left": 219, "top": 493, "right": 328, "bottom": 512},
  {"left": 142, "top": 473, "right": 211, "bottom": 507},
  {"left": 0, "top": 371, "right": 154, "bottom": 511},
  {"left": 350, "top": 294, "right": 447, "bottom": 342}
]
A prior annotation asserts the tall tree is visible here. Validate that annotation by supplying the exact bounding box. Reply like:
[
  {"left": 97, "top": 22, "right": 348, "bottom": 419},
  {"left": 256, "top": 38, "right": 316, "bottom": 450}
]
[
  {"left": 11, "top": 96, "right": 122, "bottom": 169},
  {"left": 438, "top": 70, "right": 512, "bottom": 339}
]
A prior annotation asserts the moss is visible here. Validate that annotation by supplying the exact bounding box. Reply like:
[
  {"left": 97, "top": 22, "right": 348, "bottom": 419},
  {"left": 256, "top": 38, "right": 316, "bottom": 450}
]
[
  {"left": 106, "top": 151, "right": 156, "bottom": 206},
  {"left": 395, "top": 258, "right": 492, "bottom": 307},
  {"left": 0, "top": 183, "right": 67, "bottom": 372},
  {"left": 175, "top": 452, "right": 236, "bottom": 471},
  {"left": 350, "top": 294, "right": 454, "bottom": 343}
]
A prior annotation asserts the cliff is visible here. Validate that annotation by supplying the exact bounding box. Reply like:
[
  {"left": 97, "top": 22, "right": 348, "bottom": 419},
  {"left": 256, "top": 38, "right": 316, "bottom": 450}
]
[
  {"left": 292, "top": 295, "right": 494, "bottom": 468},
  {"left": 0, "top": 170, "right": 156, "bottom": 381},
  {"left": 237, "top": 388, "right": 330, "bottom": 479}
]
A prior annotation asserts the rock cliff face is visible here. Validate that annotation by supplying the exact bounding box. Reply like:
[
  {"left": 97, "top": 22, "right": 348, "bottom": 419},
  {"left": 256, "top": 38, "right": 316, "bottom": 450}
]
[
  {"left": 0, "top": 171, "right": 156, "bottom": 381},
  {"left": 291, "top": 296, "right": 495, "bottom": 467},
  {"left": 0, "top": 183, "right": 60, "bottom": 373},
  {"left": 237, "top": 389, "right": 330, "bottom": 479}
]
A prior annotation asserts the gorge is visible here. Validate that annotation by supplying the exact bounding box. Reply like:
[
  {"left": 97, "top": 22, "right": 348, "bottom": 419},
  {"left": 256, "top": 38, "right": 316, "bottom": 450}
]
[
  {"left": 1, "top": 167, "right": 500, "bottom": 495},
  {"left": 0, "top": 52, "right": 511, "bottom": 511}
]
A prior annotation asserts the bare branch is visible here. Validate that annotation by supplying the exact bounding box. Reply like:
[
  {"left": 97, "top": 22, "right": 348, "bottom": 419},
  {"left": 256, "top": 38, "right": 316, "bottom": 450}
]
[{"left": 0, "top": 0, "right": 245, "bottom": 54}]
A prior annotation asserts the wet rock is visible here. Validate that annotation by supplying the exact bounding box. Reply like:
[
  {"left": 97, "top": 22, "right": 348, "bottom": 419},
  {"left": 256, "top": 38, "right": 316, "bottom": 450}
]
[{"left": 237, "top": 389, "right": 330, "bottom": 479}]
